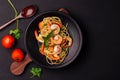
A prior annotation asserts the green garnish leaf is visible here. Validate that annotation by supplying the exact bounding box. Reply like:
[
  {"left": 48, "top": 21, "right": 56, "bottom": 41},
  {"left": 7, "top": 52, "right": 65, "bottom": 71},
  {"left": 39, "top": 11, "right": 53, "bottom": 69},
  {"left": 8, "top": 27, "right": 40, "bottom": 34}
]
[
  {"left": 44, "top": 30, "right": 54, "bottom": 47},
  {"left": 9, "top": 28, "right": 21, "bottom": 39},
  {"left": 30, "top": 67, "right": 42, "bottom": 78},
  {"left": 8, "top": 0, "right": 21, "bottom": 39},
  {"left": 46, "top": 30, "right": 55, "bottom": 39}
]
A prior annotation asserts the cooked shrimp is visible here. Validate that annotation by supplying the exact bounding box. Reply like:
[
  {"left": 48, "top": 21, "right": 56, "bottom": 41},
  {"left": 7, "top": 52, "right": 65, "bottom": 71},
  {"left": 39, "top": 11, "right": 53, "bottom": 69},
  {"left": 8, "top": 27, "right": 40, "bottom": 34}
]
[
  {"left": 38, "top": 21, "right": 43, "bottom": 30},
  {"left": 49, "top": 45, "right": 62, "bottom": 60},
  {"left": 49, "top": 54, "right": 60, "bottom": 60},
  {"left": 34, "top": 30, "right": 44, "bottom": 42},
  {"left": 66, "top": 36, "right": 72, "bottom": 47},
  {"left": 44, "top": 45, "right": 62, "bottom": 54},
  {"left": 61, "top": 36, "right": 72, "bottom": 47},
  {"left": 49, "top": 17, "right": 62, "bottom": 27},
  {"left": 44, "top": 46, "right": 61, "bottom": 60},
  {"left": 50, "top": 24, "right": 60, "bottom": 35},
  {"left": 51, "top": 34, "right": 63, "bottom": 44},
  {"left": 54, "top": 45, "right": 62, "bottom": 54}
]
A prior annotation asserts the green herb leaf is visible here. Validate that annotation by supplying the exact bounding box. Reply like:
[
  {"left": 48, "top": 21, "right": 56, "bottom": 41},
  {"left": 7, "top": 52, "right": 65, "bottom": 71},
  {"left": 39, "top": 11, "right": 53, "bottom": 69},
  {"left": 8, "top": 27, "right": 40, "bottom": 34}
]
[
  {"left": 9, "top": 28, "right": 21, "bottom": 39},
  {"left": 30, "top": 67, "right": 42, "bottom": 78},
  {"left": 44, "top": 30, "right": 54, "bottom": 47}
]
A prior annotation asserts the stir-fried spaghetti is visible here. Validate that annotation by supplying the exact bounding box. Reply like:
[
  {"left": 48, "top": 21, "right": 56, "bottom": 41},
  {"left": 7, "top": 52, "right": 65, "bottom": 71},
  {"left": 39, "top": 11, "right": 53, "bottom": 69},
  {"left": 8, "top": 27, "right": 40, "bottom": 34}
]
[{"left": 34, "top": 16, "right": 72, "bottom": 65}]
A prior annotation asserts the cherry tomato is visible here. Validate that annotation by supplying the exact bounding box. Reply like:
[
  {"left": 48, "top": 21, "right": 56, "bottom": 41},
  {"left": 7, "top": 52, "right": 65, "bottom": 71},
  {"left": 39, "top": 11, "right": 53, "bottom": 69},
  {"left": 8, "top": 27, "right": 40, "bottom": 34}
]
[
  {"left": 1, "top": 35, "right": 15, "bottom": 48},
  {"left": 11, "top": 48, "right": 25, "bottom": 62}
]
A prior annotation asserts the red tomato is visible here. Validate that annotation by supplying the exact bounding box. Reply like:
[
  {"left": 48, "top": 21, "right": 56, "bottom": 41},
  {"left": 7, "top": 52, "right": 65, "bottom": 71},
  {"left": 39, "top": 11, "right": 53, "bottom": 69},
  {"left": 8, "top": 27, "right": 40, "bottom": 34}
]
[
  {"left": 1, "top": 35, "right": 15, "bottom": 48},
  {"left": 11, "top": 48, "right": 25, "bottom": 62}
]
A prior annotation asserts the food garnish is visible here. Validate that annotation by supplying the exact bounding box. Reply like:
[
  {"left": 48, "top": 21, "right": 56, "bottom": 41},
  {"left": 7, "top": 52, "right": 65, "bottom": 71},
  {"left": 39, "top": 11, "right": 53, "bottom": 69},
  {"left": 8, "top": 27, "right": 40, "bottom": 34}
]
[
  {"left": 30, "top": 67, "right": 42, "bottom": 78},
  {"left": 8, "top": 0, "right": 21, "bottom": 39},
  {"left": 44, "top": 30, "right": 54, "bottom": 47},
  {"left": 9, "top": 28, "right": 21, "bottom": 39}
]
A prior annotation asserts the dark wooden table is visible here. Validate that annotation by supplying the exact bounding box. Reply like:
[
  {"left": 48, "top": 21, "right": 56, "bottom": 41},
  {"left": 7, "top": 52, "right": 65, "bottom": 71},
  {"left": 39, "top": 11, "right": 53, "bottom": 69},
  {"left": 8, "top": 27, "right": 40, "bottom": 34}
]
[{"left": 0, "top": 0, "right": 120, "bottom": 80}]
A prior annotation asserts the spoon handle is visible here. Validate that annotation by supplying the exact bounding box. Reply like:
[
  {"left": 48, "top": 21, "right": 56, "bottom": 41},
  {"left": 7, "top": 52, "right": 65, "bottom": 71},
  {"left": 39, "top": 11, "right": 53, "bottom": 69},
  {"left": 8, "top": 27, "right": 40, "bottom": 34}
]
[{"left": 0, "top": 16, "right": 20, "bottom": 30}]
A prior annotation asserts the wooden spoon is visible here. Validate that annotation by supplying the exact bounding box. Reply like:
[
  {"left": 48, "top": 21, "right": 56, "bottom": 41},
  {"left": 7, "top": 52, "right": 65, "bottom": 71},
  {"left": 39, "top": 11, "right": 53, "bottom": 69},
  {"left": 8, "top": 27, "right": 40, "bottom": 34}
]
[
  {"left": 0, "top": 5, "right": 37, "bottom": 30},
  {"left": 10, "top": 54, "right": 32, "bottom": 75}
]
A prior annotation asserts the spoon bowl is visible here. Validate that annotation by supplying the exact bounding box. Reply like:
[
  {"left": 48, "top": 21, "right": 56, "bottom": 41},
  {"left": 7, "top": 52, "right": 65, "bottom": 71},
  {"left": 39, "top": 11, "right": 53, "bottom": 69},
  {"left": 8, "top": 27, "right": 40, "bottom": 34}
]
[
  {"left": 0, "top": 5, "right": 37, "bottom": 30},
  {"left": 20, "top": 5, "right": 37, "bottom": 18}
]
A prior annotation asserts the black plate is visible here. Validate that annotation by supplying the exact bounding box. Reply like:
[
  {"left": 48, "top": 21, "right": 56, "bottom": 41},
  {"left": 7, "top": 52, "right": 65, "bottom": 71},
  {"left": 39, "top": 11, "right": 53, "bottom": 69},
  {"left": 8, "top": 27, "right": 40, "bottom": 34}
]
[{"left": 25, "top": 11, "right": 82, "bottom": 69}]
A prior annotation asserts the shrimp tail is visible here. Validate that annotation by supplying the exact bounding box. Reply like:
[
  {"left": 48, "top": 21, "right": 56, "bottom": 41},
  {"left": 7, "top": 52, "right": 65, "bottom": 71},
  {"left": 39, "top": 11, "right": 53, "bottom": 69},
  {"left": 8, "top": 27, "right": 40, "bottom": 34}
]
[{"left": 34, "top": 30, "right": 39, "bottom": 41}]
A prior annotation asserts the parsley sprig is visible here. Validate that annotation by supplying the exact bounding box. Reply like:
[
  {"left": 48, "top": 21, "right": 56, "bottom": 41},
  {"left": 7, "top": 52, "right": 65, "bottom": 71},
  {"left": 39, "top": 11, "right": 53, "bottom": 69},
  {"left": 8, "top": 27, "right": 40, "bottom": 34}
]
[
  {"left": 44, "top": 30, "right": 54, "bottom": 47},
  {"left": 8, "top": 0, "right": 21, "bottom": 39},
  {"left": 9, "top": 28, "right": 21, "bottom": 39},
  {"left": 30, "top": 67, "right": 42, "bottom": 78}
]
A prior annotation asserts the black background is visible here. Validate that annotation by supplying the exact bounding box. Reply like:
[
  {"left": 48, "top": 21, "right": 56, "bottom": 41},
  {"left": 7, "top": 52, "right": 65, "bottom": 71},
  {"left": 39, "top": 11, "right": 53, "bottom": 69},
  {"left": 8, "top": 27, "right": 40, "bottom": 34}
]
[{"left": 0, "top": 0, "right": 120, "bottom": 80}]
